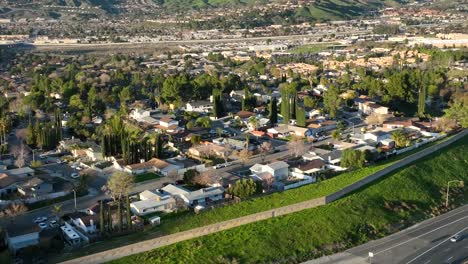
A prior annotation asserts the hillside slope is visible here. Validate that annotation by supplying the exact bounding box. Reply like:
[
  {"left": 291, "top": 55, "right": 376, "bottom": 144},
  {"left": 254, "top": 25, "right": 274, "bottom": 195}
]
[{"left": 1, "top": 0, "right": 403, "bottom": 18}]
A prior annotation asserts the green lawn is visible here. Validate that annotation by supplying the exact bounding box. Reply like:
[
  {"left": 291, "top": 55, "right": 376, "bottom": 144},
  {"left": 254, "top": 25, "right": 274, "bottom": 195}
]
[
  {"left": 289, "top": 43, "right": 337, "bottom": 54},
  {"left": 110, "top": 135, "right": 468, "bottom": 264},
  {"left": 134, "top": 172, "right": 161, "bottom": 183}
]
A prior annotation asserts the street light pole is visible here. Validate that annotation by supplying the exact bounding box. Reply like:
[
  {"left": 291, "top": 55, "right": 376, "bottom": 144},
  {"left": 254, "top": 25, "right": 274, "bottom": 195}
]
[
  {"left": 446, "top": 180, "right": 464, "bottom": 207},
  {"left": 73, "top": 189, "right": 77, "bottom": 211}
]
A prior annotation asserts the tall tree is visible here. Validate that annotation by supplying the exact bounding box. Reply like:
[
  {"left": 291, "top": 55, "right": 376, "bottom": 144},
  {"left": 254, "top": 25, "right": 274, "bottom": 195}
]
[
  {"left": 126, "top": 195, "right": 132, "bottom": 230},
  {"left": 323, "top": 84, "right": 341, "bottom": 118},
  {"left": 269, "top": 97, "right": 278, "bottom": 125}
]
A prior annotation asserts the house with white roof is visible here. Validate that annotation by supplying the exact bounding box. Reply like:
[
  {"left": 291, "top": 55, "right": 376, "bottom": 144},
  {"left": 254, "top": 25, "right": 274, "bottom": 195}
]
[
  {"left": 130, "top": 190, "right": 176, "bottom": 216},
  {"left": 160, "top": 184, "right": 224, "bottom": 207},
  {"left": 250, "top": 161, "right": 289, "bottom": 181}
]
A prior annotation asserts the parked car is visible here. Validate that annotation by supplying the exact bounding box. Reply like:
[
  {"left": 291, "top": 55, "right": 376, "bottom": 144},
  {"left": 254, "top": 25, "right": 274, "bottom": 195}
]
[
  {"left": 49, "top": 220, "right": 58, "bottom": 227},
  {"left": 38, "top": 222, "right": 48, "bottom": 229},
  {"left": 34, "top": 216, "right": 47, "bottom": 223},
  {"left": 450, "top": 234, "right": 462, "bottom": 243},
  {"left": 175, "top": 180, "right": 184, "bottom": 185},
  {"left": 70, "top": 173, "right": 79, "bottom": 179}
]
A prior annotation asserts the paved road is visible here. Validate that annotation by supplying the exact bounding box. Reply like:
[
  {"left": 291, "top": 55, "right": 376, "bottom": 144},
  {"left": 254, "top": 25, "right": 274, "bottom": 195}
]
[{"left": 306, "top": 204, "right": 468, "bottom": 264}]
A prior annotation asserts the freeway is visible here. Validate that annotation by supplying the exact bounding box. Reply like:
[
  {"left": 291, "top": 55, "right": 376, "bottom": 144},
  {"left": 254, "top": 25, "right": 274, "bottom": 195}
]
[{"left": 306, "top": 204, "right": 468, "bottom": 264}]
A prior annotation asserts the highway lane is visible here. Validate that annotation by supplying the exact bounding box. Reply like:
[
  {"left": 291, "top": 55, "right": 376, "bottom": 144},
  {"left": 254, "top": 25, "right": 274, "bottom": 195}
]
[{"left": 306, "top": 204, "right": 468, "bottom": 264}]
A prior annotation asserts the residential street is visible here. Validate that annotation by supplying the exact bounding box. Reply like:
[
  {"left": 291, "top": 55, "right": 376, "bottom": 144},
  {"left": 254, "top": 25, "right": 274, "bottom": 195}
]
[{"left": 306, "top": 204, "right": 468, "bottom": 264}]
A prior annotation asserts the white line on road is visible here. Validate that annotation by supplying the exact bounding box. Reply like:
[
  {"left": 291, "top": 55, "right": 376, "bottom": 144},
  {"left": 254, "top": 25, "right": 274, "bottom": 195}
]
[
  {"left": 447, "top": 256, "right": 453, "bottom": 261},
  {"left": 406, "top": 226, "right": 468, "bottom": 264},
  {"left": 374, "top": 215, "right": 468, "bottom": 256}
]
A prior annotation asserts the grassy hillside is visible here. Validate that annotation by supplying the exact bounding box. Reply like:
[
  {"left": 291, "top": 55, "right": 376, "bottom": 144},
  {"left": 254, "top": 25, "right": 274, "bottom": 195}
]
[
  {"left": 2, "top": 0, "right": 403, "bottom": 17},
  {"left": 110, "top": 134, "right": 468, "bottom": 264}
]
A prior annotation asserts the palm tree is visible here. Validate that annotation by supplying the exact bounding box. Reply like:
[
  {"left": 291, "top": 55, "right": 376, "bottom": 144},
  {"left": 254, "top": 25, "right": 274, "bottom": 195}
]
[
  {"left": 51, "top": 204, "right": 62, "bottom": 221},
  {"left": 391, "top": 130, "right": 408, "bottom": 148}
]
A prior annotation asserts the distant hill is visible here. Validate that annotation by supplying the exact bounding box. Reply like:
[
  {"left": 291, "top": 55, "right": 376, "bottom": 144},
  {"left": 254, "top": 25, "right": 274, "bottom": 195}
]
[{"left": 0, "top": 0, "right": 412, "bottom": 21}]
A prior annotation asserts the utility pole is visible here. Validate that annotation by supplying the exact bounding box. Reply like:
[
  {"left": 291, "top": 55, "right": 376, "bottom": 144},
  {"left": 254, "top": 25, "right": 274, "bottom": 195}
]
[
  {"left": 73, "top": 189, "right": 77, "bottom": 211},
  {"left": 446, "top": 180, "right": 464, "bottom": 207}
]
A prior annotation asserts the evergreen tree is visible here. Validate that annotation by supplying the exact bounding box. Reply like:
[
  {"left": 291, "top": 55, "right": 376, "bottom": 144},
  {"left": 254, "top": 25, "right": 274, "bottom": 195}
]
[
  {"left": 296, "top": 105, "right": 306, "bottom": 127},
  {"left": 26, "top": 121, "right": 36, "bottom": 145},
  {"left": 117, "top": 200, "right": 123, "bottom": 232},
  {"left": 280, "top": 89, "right": 290, "bottom": 124},
  {"left": 107, "top": 205, "right": 113, "bottom": 232},
  {"left": 269, "top": 97, "right": 278, "bottom": 125},
  {"left": 418, "top": 86, "right": 426, "bottom": 117},
  {"left": 126, "top": 195, "right": 132, "bottom": 230},
  {"left": 99, "top": 201, "right": 105, "bottom": 235}
]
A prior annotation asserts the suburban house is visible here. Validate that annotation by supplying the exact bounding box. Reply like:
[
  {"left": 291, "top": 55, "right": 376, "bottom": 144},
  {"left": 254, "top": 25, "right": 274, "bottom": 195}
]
[
  {"left": 129, "top": 108, "right": 160, "bottom": 125},
  {"left": 288, "top": 125, "right": 310, "bottom": 137},
  {"left": 267, "top": 125, "right": 291, "bottom": 138},
  {"left": 59, "top": 137, "right": 82, "bottom": 151},
  {"left": 318, "top": 150, "right": 343, "bottom": 166},
  {"left": 250, "top": 161, "right": 289, "bottom": 181},
  {"left": 17, "top": 177, "right": 53, "bottom": 197},
  {"left": 160, "top": 184, "right": 224, "bottom": 207},
  {"left": 124, "top": 158, "right": 182, "bottom": 177},
  {"left": 130, "top": 196, "right": 177, "bottom": 216},
  {"left": 6, "top": 167, "right": 35, "bottom": 178},
  {"left": 155, "top": 117, "right": 180, "bottom": 133},
  {"left": 293, "top": 159, "right": 327, "bottom": 176},
  {"left": 364, "top": 130, "right": 392, "bottom": 143},
  {"left": 130, "top": 190, "right": 176, "bottom": 216},
  {"left": 84, "top": 141, "right": 103, "bottom": 161},
  {"left": 0, "top": 173, "right": 19, "bottom": 196},
  {"left": 356, "top": 96, "right": 389, "bottom": 116},
  {"left": 68, "top": 211, "right": 99, "bottom": 234},
  {"left": 185, "top": 101, "right": 213, "bottom": 113},
  {"left": 188, "top": 142, "right": 232, "bottom": 159},
  {"left": 229, "top": 90, "right": 246, "bottom": 102},
  {"left": 6, "top": 225, "right": 41, "bottom": 254},
  {"left": 182, "top": 186, "right": 224, "bottom": 207},
  {"left": 307, "top": 120, "right": 337, "bottom": 135}
]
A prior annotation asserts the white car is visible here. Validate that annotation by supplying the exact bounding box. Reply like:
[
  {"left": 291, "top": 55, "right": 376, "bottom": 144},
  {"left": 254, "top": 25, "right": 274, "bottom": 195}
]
[
  {"left": 450, "top": 234, "right": 462, "bottom": 243},
  {"left": 38, "top": 222, "right": 48, "bottom": 229},
  {"left": 70, "top": 173, "right": 80, "bottom": 179},
  {"left": 34, "top": 216, "right": 47, "bottom": 223}
]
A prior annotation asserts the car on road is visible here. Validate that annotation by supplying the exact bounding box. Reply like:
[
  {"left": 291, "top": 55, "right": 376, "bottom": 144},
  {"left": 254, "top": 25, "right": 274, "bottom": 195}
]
[
  {"left": 34, "top": 216, "right": 47, "bottom": 223},
  {"left": 70, "top": 173, "right": 80, "bottom": 179},
  {"left": 450, "top": 234, "right": 462, "bottom": 242},
  {"left": 49, "top": 220, "right": 58, "bottom": 227},
  {"left": 38, "top": 222, "right": 48, "bottom": 229}
]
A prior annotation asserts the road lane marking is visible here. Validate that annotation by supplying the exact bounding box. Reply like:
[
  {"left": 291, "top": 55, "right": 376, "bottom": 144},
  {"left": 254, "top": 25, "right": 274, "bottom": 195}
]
[
  {"left": 447, "top": 256, "right": 453, "bottom": 261},
  {"left": 406, "top": 226, "right": 468, "bottom": 264},
  {"left": 374, "top": 215, "right": 468, "bottom": 256},
  {"left": 352, "top": 205, "right": 468, "bottom": 254}
]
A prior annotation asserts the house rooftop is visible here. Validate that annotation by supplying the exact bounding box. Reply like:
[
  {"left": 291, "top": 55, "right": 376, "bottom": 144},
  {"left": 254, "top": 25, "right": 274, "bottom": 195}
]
[
  {"left": 0, "top": 173, "right": 19, "bottom": 188},
  {"left": 185, "top": 186, "right": 224, "bottom": 201},
  {"left": 296, "top": 159, "right": 326, "bottom": 171},
  {"left": 267, "top": 161, "right": 289, "bottom": 170},
  {"left": 161, "top": 184, "right": 190, "bottom": 196},
  {"left": 126, "top": 158, "right": 170, "bottom": 171}
]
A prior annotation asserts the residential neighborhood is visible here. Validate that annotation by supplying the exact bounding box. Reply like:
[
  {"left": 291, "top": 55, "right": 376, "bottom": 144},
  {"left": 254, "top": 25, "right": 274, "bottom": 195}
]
[{"left": 0, "top": 0, "right": 466, "bottom": 263}]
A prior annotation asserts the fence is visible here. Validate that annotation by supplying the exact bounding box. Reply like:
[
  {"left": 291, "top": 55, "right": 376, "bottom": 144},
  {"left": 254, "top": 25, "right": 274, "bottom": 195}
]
[
  {"left": 60, "top": 130, "right": 467, "bottom": 264},
  {"left": 284, "top": 176, "right": 316, "bottom": 191}
]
